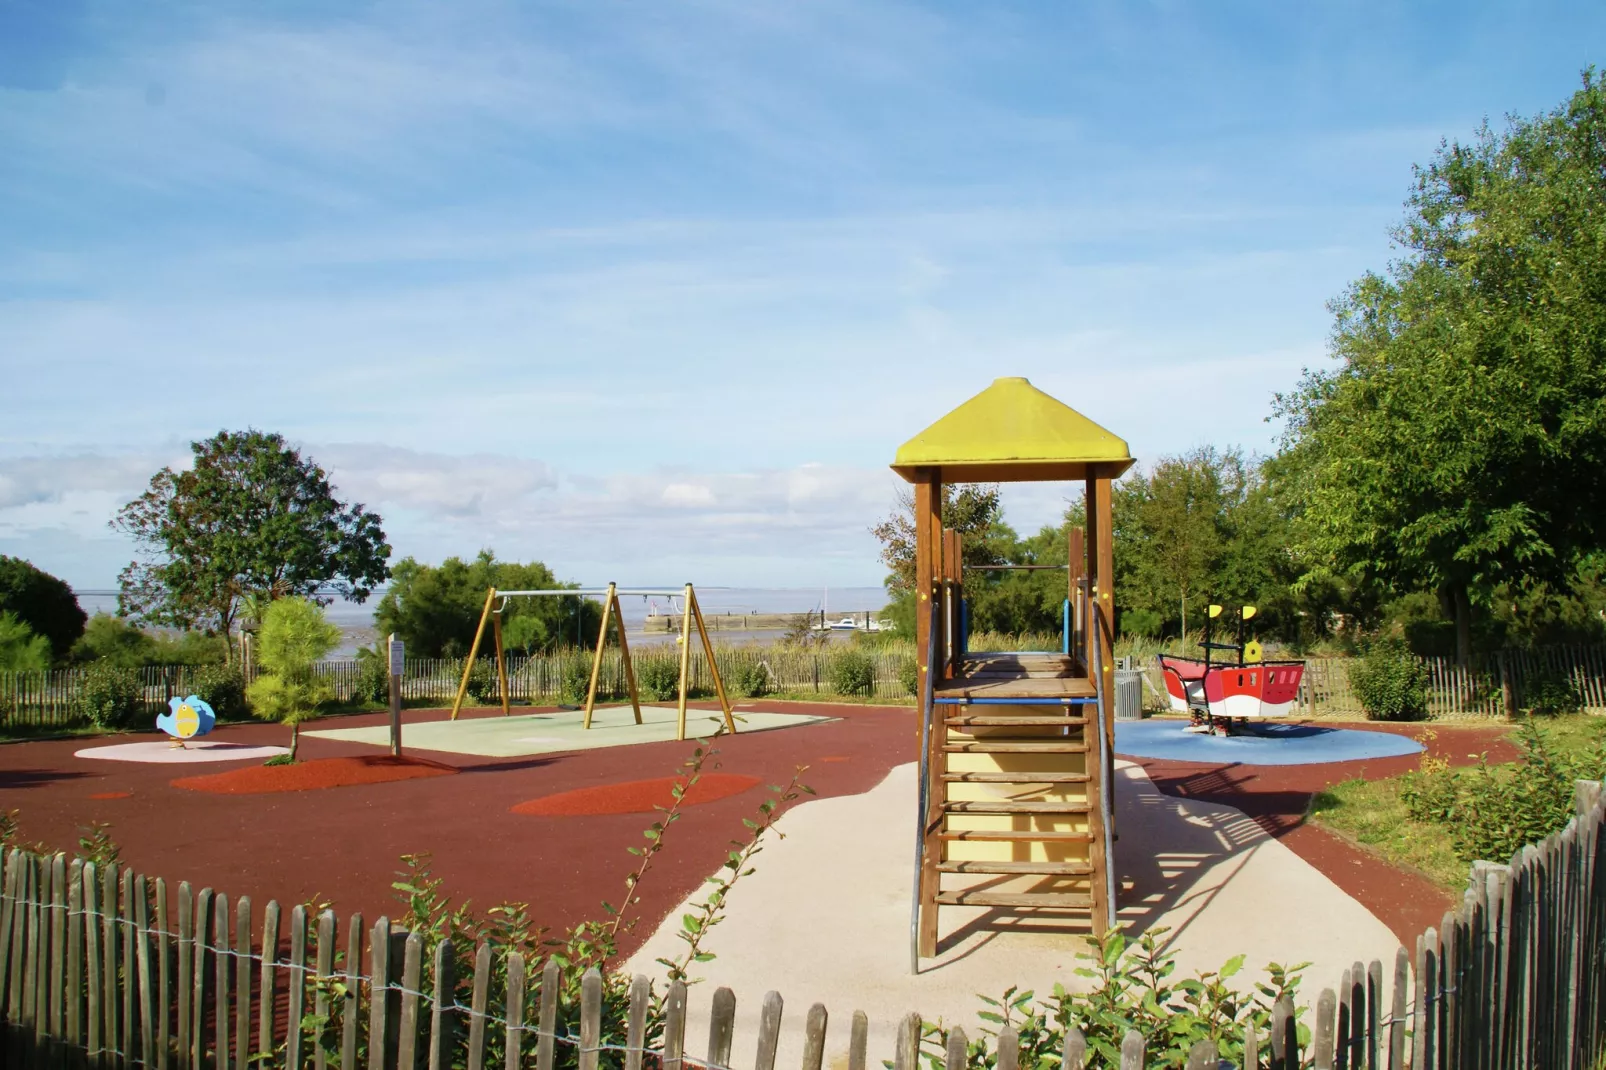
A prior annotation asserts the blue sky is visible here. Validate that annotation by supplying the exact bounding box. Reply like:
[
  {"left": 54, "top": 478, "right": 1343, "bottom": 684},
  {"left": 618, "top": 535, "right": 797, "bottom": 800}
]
[{"left": 2, "top": 1, "right": 1602, "bottom": 592}]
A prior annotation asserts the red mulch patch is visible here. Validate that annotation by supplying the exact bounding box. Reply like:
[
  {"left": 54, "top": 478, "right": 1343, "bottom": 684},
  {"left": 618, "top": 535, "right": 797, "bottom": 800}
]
[
  {"left": 511, "top": 773, "right": 761, "bottom": 816},
  {"left": 90, "top": 792, "right": 132, "bottom": 800},
  {"left": 172, "top": 755, "right": 458, "bottom": 795}
]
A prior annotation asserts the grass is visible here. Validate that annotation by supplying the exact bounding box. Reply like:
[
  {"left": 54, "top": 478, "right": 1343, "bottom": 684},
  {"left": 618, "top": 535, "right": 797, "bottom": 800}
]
[
  {"left": 1309, "top": 713, "right": 1606, "bottom": 888},
  {"left": 1308, "top": 776, "right": 1472, "bottom": 889}
]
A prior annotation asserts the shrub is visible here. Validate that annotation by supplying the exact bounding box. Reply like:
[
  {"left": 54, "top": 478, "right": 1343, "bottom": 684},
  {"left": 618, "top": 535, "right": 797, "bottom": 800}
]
[
  {"left": 464, "top": 659, "right": 500, "bottom": 703},
  {"left": 1348, "top": 640, "right": 1429, "bottom": 721},
  {"left": 922, "top": 928, "right": 1309, "bottom": 1070},
  {"left": 829, "top": 650, "right": 875, "bottom": 696},
  {"left": 560, "top": 656, "right": 595, "bottom": 705},
  {"left": 1401, "top": 721, "right": 1606, "bottom": 863},
  {"left": 1520, "top": 664, "right": 1583, "bottom": 717},
  {"left": 731, "top": 660, "right": 771, "bottom": 699},
  {"left": 188, "top": 663, "right": 248, "bottom": 720},
  {"left": 76, "top": 661, "right": 143, "bottom": 731},
  {"left": 351, "top": 646, "right": 391, "bottom": 705},
  {"left": 898, "top": 657, "right": 919, "bottom": 697},
  {"left": 636, "top": 657, "right": 682, "bottom": 702}
]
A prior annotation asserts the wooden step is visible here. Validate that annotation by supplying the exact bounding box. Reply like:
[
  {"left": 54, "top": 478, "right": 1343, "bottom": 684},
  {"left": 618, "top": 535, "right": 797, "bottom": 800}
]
[
  {"left": 938, "top": 860, "right": 1092, "bottom": 876},
  {"left": 935, "top": 891, "right": 1093, "bottom": 908},
  {"left": 939, "top": 829, "right": 1092, "bottom": 842},
  {"left": 941, "top": 771, "right": 1089, "bottom": 784},
  {"left": 943, "top": 740, "right": 1088, "bottom": 754},
  {"left": 944, "top": 800, "right": 1090, "bottom": 815},
  {"left": 945, "top": 715, "right": 1087, "bottom": 727}
]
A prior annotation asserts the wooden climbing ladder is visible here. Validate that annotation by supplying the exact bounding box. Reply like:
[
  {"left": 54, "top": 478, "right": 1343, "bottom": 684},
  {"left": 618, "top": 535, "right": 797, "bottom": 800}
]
[{"left": 891, "top": 377, "right": 1133, "bottom": 967}]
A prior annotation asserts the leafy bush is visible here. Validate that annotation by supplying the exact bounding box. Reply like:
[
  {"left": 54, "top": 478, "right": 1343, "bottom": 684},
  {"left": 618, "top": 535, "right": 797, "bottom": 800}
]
[
  {"left": 246, "top": 597, "right": 339, "bottom": 760},
  {"left": 1520, "top": 664, "right": 1583, "bottom": 717},
  {"left": 1348, "top": 640, "right": 1429, "bottom": 721},
  {"left": 351, "top": 646, "right": 391, "bottom": 705},
  {"left": 636, "top": 657, "right": 682, "bottom": 702},
  {"left": 919, "top": 927, "right": 1308, "bottom": 1070},
  {"left": 0, "top": 612, "right": 52, "bottom": 673},
  {"left": 898, "top": 657, "right": 920, "bottom": 697},
  {"left": 731, "top": 660, "right": 770, "bottom": 699},
  {"left": 1401, "top": 721, "right": 1606, "bottom": 863},
  {"left": 464, "top": 658, "right": 500, "bottom": 703},
  {"left": 560, "top": 656, "right": 595, "bottom": 705},
  {"left": 830, "top": 649, "right": 875, "bottom": 696},
  {"left": 76, "top": 661, "right": 143, "bottom": 731},
  {"left": 188, "top": 663, "right": 248, "bottom": 720}
]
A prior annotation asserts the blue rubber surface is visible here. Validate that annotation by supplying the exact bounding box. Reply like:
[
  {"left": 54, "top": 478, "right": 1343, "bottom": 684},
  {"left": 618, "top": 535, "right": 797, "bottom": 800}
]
[{"left": 1113, "top": 719, "right": 1424, "bottom": 766}]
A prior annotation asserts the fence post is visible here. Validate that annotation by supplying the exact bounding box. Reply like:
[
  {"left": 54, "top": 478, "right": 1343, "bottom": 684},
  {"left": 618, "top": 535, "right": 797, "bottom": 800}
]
[{"left": 1500, "top": 654, "right": 1517, "bottom": 719}]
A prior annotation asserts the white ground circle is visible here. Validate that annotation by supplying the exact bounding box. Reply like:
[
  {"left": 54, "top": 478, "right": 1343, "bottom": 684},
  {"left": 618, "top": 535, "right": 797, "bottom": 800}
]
[{"left": 74, "top": 741, "right": 290, "bottom": 764}]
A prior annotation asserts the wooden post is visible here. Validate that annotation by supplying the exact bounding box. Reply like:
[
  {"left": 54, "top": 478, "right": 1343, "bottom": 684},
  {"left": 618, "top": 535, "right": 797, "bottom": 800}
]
[
  {"left": 492, "top": 612, "right": 510, "bottom": 716},
  {"left": 582, "top": 584, "right": 617, "bottom": 729},
  {"left": 613, "top": 592, "right": 644, "bottom": 725},
  {"left": 1087, "top": 475, "right": 1117, "bottom": 935},
  {"left": 1068, "top": 526, "right": 1085, "bottom": 661},
  {"left": 943, "top": 529, "right": 963, "bottom": 678},
  {"left": 914, "top": 471, "right": 944, "bottom": 958},
  {"left": 449, "top": 589, "right": 497, "bottom": 720},
  {"left": 675, "top": 584, "right": 696, "bottom": 741},
  {"left": 387, "top": 634, "right": 403, "bottom": 758},
  {"left": 689, "top": 588, "right": 737, "bottom": 734}
]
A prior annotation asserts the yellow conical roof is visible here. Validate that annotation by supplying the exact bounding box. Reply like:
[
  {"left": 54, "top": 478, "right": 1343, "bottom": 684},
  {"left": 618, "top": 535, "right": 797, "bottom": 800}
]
[{"left": 892, "top": 377, "right": 1134, "bottom": 483}]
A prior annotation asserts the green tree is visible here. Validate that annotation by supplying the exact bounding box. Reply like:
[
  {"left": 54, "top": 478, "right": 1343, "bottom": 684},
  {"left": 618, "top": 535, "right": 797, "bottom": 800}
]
[
  {"left": 113, "top": 431, "right": 390, "bottom": 651},
  {"left": 246, "top": 596, "right": 340, "bottom": 761},
  {"left": 1276, "top": 72, "right": 1606, "bottom": 666},
  {"left": 0, "top": 557, "right": 86, "bottom": 662},
  {"left": 872, "top": 484, "right": 1017, "bottom": 632},
  {"left": 1115, "top": 449, "right": 1243, "bottom": 643},
  {"left": 0, "top": 613, "right": 51, "bottom": 673},
  {"left": 374, "top": 551, "right": 601, "bottom": 658},
  {"left": 71, "top": 614, "right": 157, "bottom": 667}
]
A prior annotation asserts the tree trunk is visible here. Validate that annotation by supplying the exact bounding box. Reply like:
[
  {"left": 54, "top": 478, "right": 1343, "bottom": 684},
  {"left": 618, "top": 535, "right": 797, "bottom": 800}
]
[
  {"left": 1451, "top": 581, "right": 1472, "bottom": 669},
  {"left": 289, "top": 721, "right": 300, "bottom": 762}
]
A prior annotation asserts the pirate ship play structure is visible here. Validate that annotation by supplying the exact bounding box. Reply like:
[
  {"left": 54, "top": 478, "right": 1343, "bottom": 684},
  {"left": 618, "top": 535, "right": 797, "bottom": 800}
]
[
  {"left": 893, "top": 377, "right": 1133, "bottom": 966},
  {"left": 1157, "top": 605, "right": 1306, "bottom": 735}
]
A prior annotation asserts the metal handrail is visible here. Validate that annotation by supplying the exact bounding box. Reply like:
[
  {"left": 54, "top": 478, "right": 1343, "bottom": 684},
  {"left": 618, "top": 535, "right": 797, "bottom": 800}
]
[
  {"left": 1091, "top": 622, "right": 1117, "bottom": 926},
  {"left": 909, "top": 600, "right": 940, "bottom": 975}
]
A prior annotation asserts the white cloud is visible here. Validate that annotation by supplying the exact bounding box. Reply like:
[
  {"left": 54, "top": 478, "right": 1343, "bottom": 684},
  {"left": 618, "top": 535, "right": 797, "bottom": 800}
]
[{"left": 0, "top": 444, "right": 905, "bottom": 587}]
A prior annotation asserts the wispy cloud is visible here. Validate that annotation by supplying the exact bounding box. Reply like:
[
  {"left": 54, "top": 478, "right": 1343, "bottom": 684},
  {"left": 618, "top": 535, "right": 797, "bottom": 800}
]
[{"left": 4, "top": 0, "right": 1601, "bottom": 586}]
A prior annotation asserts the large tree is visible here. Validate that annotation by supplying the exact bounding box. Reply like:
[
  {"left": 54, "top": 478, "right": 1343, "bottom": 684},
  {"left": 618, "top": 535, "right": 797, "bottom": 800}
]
[
  {"left": 374, "top": 551, "right": 601, "bottom": 658},
  {"left": 0, "top": 556, "right": 86, "bottom": 662},
  {"left": 1276, "top": 71, "right": 1606, "bottom": 665},
  {"left": 114, "top": 431, "right": 391, "bottom": 647}
]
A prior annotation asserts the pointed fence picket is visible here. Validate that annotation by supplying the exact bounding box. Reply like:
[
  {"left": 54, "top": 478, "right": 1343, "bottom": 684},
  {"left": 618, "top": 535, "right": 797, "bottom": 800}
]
[{"left": 1, "top": 780, "right": 1602, "bottom": 1068}]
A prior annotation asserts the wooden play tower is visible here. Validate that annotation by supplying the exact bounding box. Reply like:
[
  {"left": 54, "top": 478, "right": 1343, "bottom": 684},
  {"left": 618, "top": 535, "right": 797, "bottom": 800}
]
[{"left": 893, "top": 377, "right": 1134, "bottom": 966}]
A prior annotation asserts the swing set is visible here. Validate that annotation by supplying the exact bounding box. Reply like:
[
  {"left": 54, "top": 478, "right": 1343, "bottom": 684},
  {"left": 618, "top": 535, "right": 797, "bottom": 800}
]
[{"left": 447, "top": 582, "right": 736, "bottom": 741}]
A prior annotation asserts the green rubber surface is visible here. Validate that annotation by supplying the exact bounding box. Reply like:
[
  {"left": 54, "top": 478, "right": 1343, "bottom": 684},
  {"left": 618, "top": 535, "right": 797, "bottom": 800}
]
[{"left": 304, "top": 705, "right": 831, "bottom": 758}]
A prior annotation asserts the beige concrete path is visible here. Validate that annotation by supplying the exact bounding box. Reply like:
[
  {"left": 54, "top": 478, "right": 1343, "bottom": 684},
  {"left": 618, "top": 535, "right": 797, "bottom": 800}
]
[{"left": 624, "top": 760, "right": 1402, "bottom": 1070}]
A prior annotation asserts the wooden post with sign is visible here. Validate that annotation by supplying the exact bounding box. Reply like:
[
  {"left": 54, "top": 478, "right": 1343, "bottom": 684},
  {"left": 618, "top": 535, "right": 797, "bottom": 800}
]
[{"left": 388, "top": 634, "right": 404, "bottom": 758}]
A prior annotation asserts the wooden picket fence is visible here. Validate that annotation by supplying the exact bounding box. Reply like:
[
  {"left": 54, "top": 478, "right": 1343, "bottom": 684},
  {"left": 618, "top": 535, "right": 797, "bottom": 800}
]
[
  {"left": 2, "top": 782, "right": 1603, "bottom": 1069},
  {"left": 9, "top": 643, "right": 1606, "bottom": 730},
  {"left": 0, "top": 648, "right": 918, "bottom": 730}
]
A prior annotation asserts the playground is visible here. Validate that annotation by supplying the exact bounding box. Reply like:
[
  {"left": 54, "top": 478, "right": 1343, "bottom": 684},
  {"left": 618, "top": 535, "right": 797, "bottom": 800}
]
[{"left": 0, "top": 377, "right": 1556, "bottom": 1067}]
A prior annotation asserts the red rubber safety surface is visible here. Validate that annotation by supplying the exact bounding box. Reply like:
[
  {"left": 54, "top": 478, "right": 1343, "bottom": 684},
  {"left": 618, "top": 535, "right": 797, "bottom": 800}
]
[
  {"left": 510, "top": 773, "right": 761, "bottom": 816},
  {"left": 0, "top": 705, "right": 1518, "bottom": 959},
  {"left": 173, "top": 754, "right": 459, "bottom": 794},
  {"left": 0, "top": 702, "right": 915, "bottom": 960}
]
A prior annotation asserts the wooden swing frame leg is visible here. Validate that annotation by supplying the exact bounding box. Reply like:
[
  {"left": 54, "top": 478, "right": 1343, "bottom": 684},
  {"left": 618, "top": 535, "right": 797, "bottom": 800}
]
[
  {"left": 689, "top": 588, "right": 735, "bottom": 735},
  {"left": 676, "top": 583, "right": 696, "bottom": 741},
  {"left": 493, "top": 612, "right": 510, "bottom": 716},
  {"left": 584, "top": 583, "right": 643, "bottom": 728},
  {"left": 450, "top": 587, "right": 498, "bottom": 721}
]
